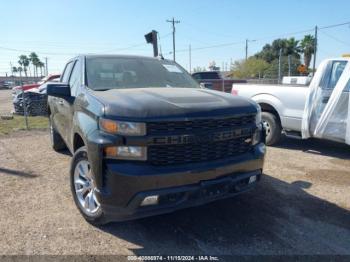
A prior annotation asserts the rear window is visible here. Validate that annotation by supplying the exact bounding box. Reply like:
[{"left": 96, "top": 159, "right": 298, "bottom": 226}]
[{"left": 193, "top": 72, "right": 221, "bottom": 80}]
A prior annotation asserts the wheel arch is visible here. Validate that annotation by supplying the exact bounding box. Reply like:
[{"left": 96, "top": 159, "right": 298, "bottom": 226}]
[
  {"left": 258, "top": 102, "right": 282, "bottom": 125},
  {"left": 250, "top": 94, "right": 283, "bottom": 125},
  {"left": 73, "top": 132, "right": 86, "bottom": 152}
]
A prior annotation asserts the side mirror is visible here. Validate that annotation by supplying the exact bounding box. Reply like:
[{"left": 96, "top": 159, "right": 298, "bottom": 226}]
[{"left": 46, "top": 83, "right": 71, "bottom": 98}]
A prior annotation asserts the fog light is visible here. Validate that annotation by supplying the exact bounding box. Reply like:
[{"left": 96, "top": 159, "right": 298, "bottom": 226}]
[
  {"left": 104, "top": 146, "right": 147, "bottom": 160},
  {"left": 140, "top": 195, "right": 159, "bottom": 206},
  {"left": 249, "top": 175, "right": 257, "bottom": 184}
]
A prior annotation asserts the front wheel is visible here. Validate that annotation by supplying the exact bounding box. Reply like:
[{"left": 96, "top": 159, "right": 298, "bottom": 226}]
[
  {"left": 262, "top": 112, "right": 282, "bottom": 146},
  {"left": 70, "top": 146, "right": 107, "bottom": 225}
]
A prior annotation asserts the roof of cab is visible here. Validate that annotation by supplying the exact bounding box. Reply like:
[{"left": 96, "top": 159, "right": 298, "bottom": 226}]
[{"left": 82, "top": 54, "right": 167, "bottom": 61}]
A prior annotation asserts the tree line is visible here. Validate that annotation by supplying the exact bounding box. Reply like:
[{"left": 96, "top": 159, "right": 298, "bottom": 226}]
[
  {"left": 231, "top": 34, "right": 315, "bottom": 79},
  {"left": 12, "top": 52, "right": 46, "bottom": 78}
]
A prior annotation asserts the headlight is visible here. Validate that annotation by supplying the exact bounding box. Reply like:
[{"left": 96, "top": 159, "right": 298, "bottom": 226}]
[
  {"left": 104, "top": 146, "right": 147, "bottom": 160},
  {"left": 99, "top": 118, "right": 146, "bottom": 136}
]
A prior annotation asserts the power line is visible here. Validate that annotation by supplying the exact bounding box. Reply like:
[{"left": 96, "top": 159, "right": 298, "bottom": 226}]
[
  {"left": 169, "top": 20, "right": 350, "bottom": 58},
  {"left": 319, "top": 21, "right": 350, "bottom": 30},
  {"left": 104, "top": 32, "right": 173, "bottom": 53},
  {"left": 1, "top": 20, "right": 349, "bottom": 63},
  {"left": 166, "top": 28, "right": 316, "bottom": 54},
  {"left": 0, "top": 45, "right": 76, "bottom": 56},
  {"left": 102, "top": 42, "right": 148, "bottom": 52},
  {"left": 319, "top": 30, "right": 350, "bottom": 46},
  {"left": 253, "top": 28, "right": 315, "bottom": 42},
  {"left": 168, "top": 40, "right": 244, "bottom": 54}
]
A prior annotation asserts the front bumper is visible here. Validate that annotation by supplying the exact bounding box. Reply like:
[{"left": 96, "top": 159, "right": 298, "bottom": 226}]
[{"left": 94, "top": 143, "right": 265, "bottom": 222}]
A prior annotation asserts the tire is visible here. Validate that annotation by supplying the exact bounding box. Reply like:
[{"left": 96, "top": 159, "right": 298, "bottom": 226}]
[
  {"left": 49, "top": 116, "right": 66, "bottom": 151},
  {"left": 70, "top": 146, "right": 107, "bottom": 225},
  {"left": 262, "top": 112, "right": 282, "bottom": 146}
]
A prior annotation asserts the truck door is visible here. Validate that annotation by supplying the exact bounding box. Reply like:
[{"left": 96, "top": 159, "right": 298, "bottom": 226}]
[
  {"left": 53, "top": 61, "right": 74, "bottom": 139},
  {"left": 60, "top": 59, "right": 81, "bottom": 146},
  {"left": 64, "top": 59, "right": 82, "bottom": 145},
  {"left": 309, "top": 60, "right": 350, "bottom": 143}
]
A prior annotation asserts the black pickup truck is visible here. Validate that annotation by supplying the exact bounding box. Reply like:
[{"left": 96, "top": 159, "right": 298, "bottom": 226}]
[{"left": 47, "top": 55, "right": 265, "bottom": 225}]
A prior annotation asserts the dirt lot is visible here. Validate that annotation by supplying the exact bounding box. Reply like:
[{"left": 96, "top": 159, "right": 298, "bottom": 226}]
[{"left": 0, "top": 130, "right": 349, "bottom": 255}]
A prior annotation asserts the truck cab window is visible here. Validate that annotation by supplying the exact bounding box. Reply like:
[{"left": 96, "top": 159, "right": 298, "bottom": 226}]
[
  {"left": 61, "top": 61, "right": 74, "bottom": 83},
  {"left": 322, "top": 61, "right": 347, "bottom": 90},
  {"left": 69, "top": 60, "right": 81, "bottom": 96},
  {"left": 345, "top": 78, "right": 350, "bottom": 92}
]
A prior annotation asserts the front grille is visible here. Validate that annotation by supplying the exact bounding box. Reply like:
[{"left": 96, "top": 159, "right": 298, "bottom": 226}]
[
  {"left": 147, "top": 114, "right": 255, "bottom": 135},
  {"left": 148, "top": 136, "right": 252, "bottom": 166}
]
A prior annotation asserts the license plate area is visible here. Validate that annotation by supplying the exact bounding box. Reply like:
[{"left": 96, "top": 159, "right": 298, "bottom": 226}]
[{"left": 200, "top": 180, "right": 231, "bottom": 198}]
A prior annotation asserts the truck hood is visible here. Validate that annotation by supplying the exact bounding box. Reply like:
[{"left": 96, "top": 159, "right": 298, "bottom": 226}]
[{"left": 91, "top": 87, "right": 257, "bottom": 120}]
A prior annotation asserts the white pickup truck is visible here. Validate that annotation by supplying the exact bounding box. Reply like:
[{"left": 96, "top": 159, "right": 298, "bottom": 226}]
[{"left": 231, "top": 58, "right": 350, "bottom": 145}]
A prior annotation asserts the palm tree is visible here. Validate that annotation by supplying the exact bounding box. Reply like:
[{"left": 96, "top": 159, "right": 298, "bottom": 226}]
[
  {"left": 37, "top": 61, "right": 45, "bottom": 77},
  {"left": 29, "top": 52, "right": 40, "bottom": 77},
  {"left": 300, "top": 35, "right": 315, "bottom": 70},
  {"left": 12, "top": 67, "right": 18, "bottom": 76},
  {"left": 17, "top": 67, "right": 23, "bottom": 79},
  {"left": 285, "top": 37, "right": 301, "bottom": 58},
  {"left": 18, "top": 55, "right": 30, "bottom": 77}
]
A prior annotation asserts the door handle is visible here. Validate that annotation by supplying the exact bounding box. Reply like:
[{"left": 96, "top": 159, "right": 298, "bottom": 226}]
[{"left": 58, "top": 100, "right": 64, "bottom": 105}]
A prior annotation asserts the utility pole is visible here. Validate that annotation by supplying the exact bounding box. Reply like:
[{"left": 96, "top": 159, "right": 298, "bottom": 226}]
[
  {"left": 278, "top": 48, "right": 283, "bottom": 84},
  {"left": 19, "top": 69, "right": 28, "bottom": 129},
  {"left": 288, "top": 55, "right": 291, "bottom": 76},
  {"left": 245, "top": 39, "right": 256, "bottom": 61},
  {"left": 189, "top": 44, "right": 192, "bottom": 73},
  {"left": 10, "top": 62, "right": 15, "bottom": 85},
  {"left": 45, "top": 57, "right": 48, "bottom": 76},
  {"left": 312, "top": 26, "right": 318, "bottom": 76},
  {"left": 167, "top": 17, "right": 180, "bottom": 61}
]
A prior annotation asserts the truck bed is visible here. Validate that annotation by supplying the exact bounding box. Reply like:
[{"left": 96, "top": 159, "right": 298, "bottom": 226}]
[{"left": 232, "top": 83, "right": 309, "bottom": 132}]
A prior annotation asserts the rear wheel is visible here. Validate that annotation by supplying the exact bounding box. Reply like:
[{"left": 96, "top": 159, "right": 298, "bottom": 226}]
[
  {"left": 262, "top": 112, "right": 282, "bottom": 146},
  {"left": 70, "top": 146, "right": 107, "bottom": 225},
  {"left": 49, "top": 116, "right": 66, "bottom": 151}
]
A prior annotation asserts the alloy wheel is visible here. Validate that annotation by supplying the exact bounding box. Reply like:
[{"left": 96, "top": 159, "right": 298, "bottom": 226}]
[
  {"left": 73, "top": 160, "right": 100, "bottom": 215},
  {"left": 263, "top": 120, "right": 271, "bottom": 137}
]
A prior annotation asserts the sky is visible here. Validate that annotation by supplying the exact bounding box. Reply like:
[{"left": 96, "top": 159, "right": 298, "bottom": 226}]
[{"left": 1, "top": 0, "right": 350, "bottom": 76}]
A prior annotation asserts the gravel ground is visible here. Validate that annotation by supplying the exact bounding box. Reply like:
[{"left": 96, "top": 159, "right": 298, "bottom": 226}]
[{"left": 0, "top": 130, "right": 349, "bottom": 255}]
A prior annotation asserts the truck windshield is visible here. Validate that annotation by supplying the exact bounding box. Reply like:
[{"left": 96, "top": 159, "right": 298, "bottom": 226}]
[{"left": 86, "top": 57, "right": 199, "bottom": 90}]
